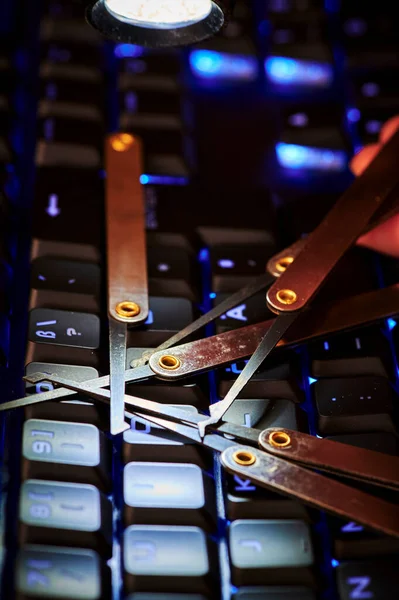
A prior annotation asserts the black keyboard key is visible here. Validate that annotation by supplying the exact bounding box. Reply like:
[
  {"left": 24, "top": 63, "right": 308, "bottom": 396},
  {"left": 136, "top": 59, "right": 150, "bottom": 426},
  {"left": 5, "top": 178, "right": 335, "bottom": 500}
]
[
  {"left": 328, "top": 516, "right": 399, "bottom": 559},
  {"left": 123, "top": 525, "right": 214, "bottom": 594},
  {"left": 147, "top": 242, "right": 197, "bottom": 301},
  {"left": 126, "top": 595, "right": 207, "bottom": 600},
  {"left": 233, "top": 587, "right": 316, "bottom": 600},
  {"left": 35, "top": 141, "right": 101, "bottom": 169},
  {"left": 22, "top": 419, "right": 111, "bottom": 491},
  {"left": 19, "top": 480, "right": 112, "bottom": 556},
  {"left": 223, "top": 398, "right": 301, "bottom": 431},
  {"left": 28, "top": 308, "right": 100, "bottom": 349},
  {"left": 123, "top": 462, "right": 215, "bottom": 530},
  {"left": 210, "top": 244, "right": 275, "bottom": 293},
  {"left": 123, "top": 410, "right": 210, "bottom": 468},
  {"left": 119, "top": 75, "right": 181, "bottom": 115},
  {"left": 309, "top": 325, "right": 393, "bottom": 379},
  {"left": 117, "top": 54, "right": 181, "bottom": 78},
  {"left": 214, "top": 293, "right": 275, "bottom": 333},
  {"left": 119, "top": 112, "right": 183, "bottom": 155},
  {"left": 219, "top": 357, "right": 303, "bottom": 404},
  {"left": 32, "top": 168, "right": 103, "bottom": 245},
  {"left": 314, "top": 376, "right": 395, "bottom": 435},
  {"left": 31, "top": 257, "right": 100, "bottom": 295},
  {"left": 326, "top": 432, "right": 399, "bottom": 456},
  {"left": 229, "top": 520, "right": 314, "bottom": 586},
  {"left": 37, "top": 100, "right": 104, "bottom": 147},
  {"left": 127, "top": 297, "right": 193, "bottom": 346},
  {"left": 336, "top": 559, "right": 399, "bottom": 600},
  {"left": 25, "top": 362, "right": 98, "bottom": 396},
  {"left": 15, "top": 545, "right": 109, "bottom": 599}
]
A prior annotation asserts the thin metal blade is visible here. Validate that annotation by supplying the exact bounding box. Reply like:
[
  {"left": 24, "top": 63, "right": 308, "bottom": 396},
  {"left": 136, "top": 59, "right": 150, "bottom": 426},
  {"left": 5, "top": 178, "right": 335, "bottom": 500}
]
[
  {"left": 221, "top": 445, "right": 399, "bottom": 539},
  {"left": 0, "top": 365, "right": 154, "bottom": 412},
  {"left": 259, "top": 428, "right": 399, "bottom": 491},
  {"left": 130, "top": 271, "right": 276, "bottom": 367},
  {"left": 197, "top": 313, "right": 299, "bottom": 437},
  {"left": 109, "top": 320, "right": 129, "bottom": 434}
]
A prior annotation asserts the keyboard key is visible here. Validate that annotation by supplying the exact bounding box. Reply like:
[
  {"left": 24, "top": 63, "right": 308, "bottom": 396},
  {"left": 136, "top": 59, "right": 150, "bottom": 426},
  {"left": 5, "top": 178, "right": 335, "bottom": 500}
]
[
  {"left": 35, "top": 141, "right": 101, "bottom": 169},
  {"left": 214, "top": 293, "right": 275, "bottom": 333},
  {"left": 39, "top": 63, "right": 105, "bottom": 106},
  {"left": 232, "top": 587, "right": 316, "bottom": 600},
  {"left": 127, "top": 297, "right": 193, "bottom": 346},
  {"left": 309, "top": 325, "right": 393, "bottom": 379},
  {"left": 229, "top": 520, "right": 314, "bottom": 586},
  {"left": 123, "top": 462, "right": 215, "bottom": 530},
  {"left": 210, "top": 244, "right": 275, "bottom": 293},
  {"left": 147, "top": 242, "right": 198, "bottom": 301},
  {"left": 31, "top": 257, "right": 101, "bottom": 295},
  {"left": 117, "top": 54, "right": 181, "bottom": 78},
  {"left": 223, "top": 398, "right": 301, "bottom": 432},
  {"left": 326, "top": 432, "right": 398, "bottom": 456},
  {"left": 123, "top": 410, "right": 210, "bottom": 468},
  {"left": 119, "top": 112, "right": 183, "bottom": 155},
  {"left": 314, "top": 376, "right": 395, "bottom": 435},
  {"left": 22, "top": 419, "right": 111, "bottom": 491},
  {"left": 123, "top": 525, "right": 214, "bottom": 594},
  {"left": 336, "top": 559, "right": 399, "bottom": 600},
  {"left": 15, "top": 545, "right": 109, "bottom": 599},
  {"left": 37, "top": 101, "right": 104, "bottom": 146},
  {"left": 226, "top": 473, "right": 309, "bottom": 521},
  {"left": 32, "top": 168, "right": 103, "bottom": 245},
  {"left": 19, "top": 480, "right": 112, "bottom": 556},
  {"left": 119, "top": 76, "right": 181, "bottom": 115},
  {"left": 28, "top": 308, "right": 100, "bottom": 349},
  {"left": 219, "top": 357, "right": 303, "bottom": 404},
  {"left": 328, "top": 516, "right": 399, "bottom": 559},
  {"left": 127, "top": 595, "right": 207, "bottom": 600}
]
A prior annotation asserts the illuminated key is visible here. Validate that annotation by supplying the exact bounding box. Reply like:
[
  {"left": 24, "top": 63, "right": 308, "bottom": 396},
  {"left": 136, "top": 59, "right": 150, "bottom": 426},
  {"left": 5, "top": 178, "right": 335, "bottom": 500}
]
[
  {"left": 19, "top": 480, "right": 112, "bottom": 556},
  {"left": 15, "top": 545, "right": 109, "bottom": 599},
  {"left": 22, "top": 419, "right": 111, "bottom": 491}
]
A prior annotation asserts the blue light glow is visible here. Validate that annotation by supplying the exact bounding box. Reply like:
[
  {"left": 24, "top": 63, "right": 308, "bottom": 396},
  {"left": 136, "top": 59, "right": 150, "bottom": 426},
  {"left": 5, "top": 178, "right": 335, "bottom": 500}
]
[
  {"left": 189, "top": 50, "right": 258, "bottom": 82},
  {"left": 199, "top": 248, "right": 209, "bottom": 262},
  {"left": 114, "top": 44, "right": 144, "bottom": 58},
  {"left": 388, "top": 318, "right": 397, "bottom": 330},
  {"left": 308, "top": 377, "right": 317, "bottom": 385},
  {"left": 276, "top": 143, "right": 347, "bottom": 171},
  {"left": 347, "top": 108, "right": 361, "bottom": 122},
  {"left": 265, "top": 56, "right": 333, "bottom": 87},
  {"left": 331, "top": 559, "right": 340, "bottom": 568},
  {"left": 140, "top": 174, "right": 189, "bottom": 186},
  {"left": 209, "top": 292, "right": 217, "bottom": 299}
]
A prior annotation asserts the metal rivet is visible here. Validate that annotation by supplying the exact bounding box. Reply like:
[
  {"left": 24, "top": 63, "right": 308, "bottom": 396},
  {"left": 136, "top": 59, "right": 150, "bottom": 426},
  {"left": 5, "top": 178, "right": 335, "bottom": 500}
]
[
  {"left": 111, "top": 133, "right": 135, "bottom": 152},
  {"left": 158, "top": 355, "right": 181, "bottom": 370},
  {"left": 115, "top": 301, "right": 141, "bottom": 318},
  {"left": 232, "top": 450, "right": 256, "bottom": 466},
  {"left": 269, "top": 431, "right": 291, "bottom": 448},
  {"left": 275, "top": 256, "right": 294, "bottom": 273},
  {"left": 276, "top": 289, "right": 297, "bottom": 305}
]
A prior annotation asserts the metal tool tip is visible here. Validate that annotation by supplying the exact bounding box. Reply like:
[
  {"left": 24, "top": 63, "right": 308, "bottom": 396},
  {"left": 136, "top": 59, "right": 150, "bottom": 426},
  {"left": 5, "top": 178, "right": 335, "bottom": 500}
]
[{"left": 23, "top": 372, "right": 51, "bottom": 384}]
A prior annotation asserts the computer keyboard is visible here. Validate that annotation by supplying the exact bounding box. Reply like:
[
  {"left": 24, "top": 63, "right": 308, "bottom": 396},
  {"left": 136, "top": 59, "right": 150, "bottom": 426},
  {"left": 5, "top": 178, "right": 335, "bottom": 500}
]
[{"left": 1, "top": 0, "right": 399, "bottom": 598}]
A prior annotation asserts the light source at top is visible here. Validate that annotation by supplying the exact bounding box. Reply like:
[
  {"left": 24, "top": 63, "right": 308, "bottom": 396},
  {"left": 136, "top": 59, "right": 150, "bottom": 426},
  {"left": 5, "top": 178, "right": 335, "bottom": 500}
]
[{"left": 87, "top": 0, "right": 229, "bottom": 48}]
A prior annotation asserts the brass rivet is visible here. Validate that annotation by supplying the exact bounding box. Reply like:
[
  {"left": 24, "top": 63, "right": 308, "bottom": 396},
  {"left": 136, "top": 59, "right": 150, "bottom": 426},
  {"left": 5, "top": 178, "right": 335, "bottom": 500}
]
[
  {"left": 111, "top": 133, "right": 135, "bottom": 152},
  {"left": 115, "top": 301, "right": 141, "bottom": 318},
  {"left": 275, "top": 256, "right": 294, "bottom": 273},
  {"left": 232, "top": 450, "right": 256, "bottom": 466},
  {"left": 276, "top": 289, "right": 297, "bottom": 305},
  {"left": 269, "top": 431, "right": 291, "bottom": 448},
  {"left": 158, "top": 355, "right": 181, "bottom": 371}
]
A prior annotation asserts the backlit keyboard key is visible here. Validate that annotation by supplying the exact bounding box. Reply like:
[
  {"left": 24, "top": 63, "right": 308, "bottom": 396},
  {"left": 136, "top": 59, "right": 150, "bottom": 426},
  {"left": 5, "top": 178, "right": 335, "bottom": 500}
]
[
  {"left": 314, "top": 376, "right": 395, "bottom": 435},
  {"left": 127, "top": 296, "right": 193, "bottom": 346},
  {"left": 22, "top": 419, "right": 111, "bottom": 491},
  {"left": 210, "top": 244, "right": 274, "bottom": 293},
  {"left": 123, "top": 462, "right": 215, "bottom": 530},
  {"left": 327, "top": 516, "right": 399, "bottom": 559},
  {"left": 30, "top": 257, "right": 100, "bottom": 295},
  {"left": 15, "top": 545, "right": 109, "bottom": 599},
  {"left": 37, "top": 100, "right": 104, "bottom": 147},
  {"left": 28, "top": 308, "right": 100, "bottom": 349},
  {"left": 229, "top": 520, "right": 314, "bottom": 586},
  {"left": 39, "top": 63, "right": 105, "bottom": 106},
  {"left": 123, "top": 410, "right": 209, "bottom": 468},
  {"left": 223, "top": 398, "right": 301, "bottom": 432},
  {"left": 19, "top": 480, "right": 112, "bottom": 556},
  {"left": 123, "top": 525, "right": 214, "bottom": 594},
  {"left": 336, "top": 559, "right": 399, "bottom": 600},
  {"left": 214, "top": 293, "right": 274, "bottom": 333},
  {"left": 232, "top": 587, "right": 316, "bottom": 600}
]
